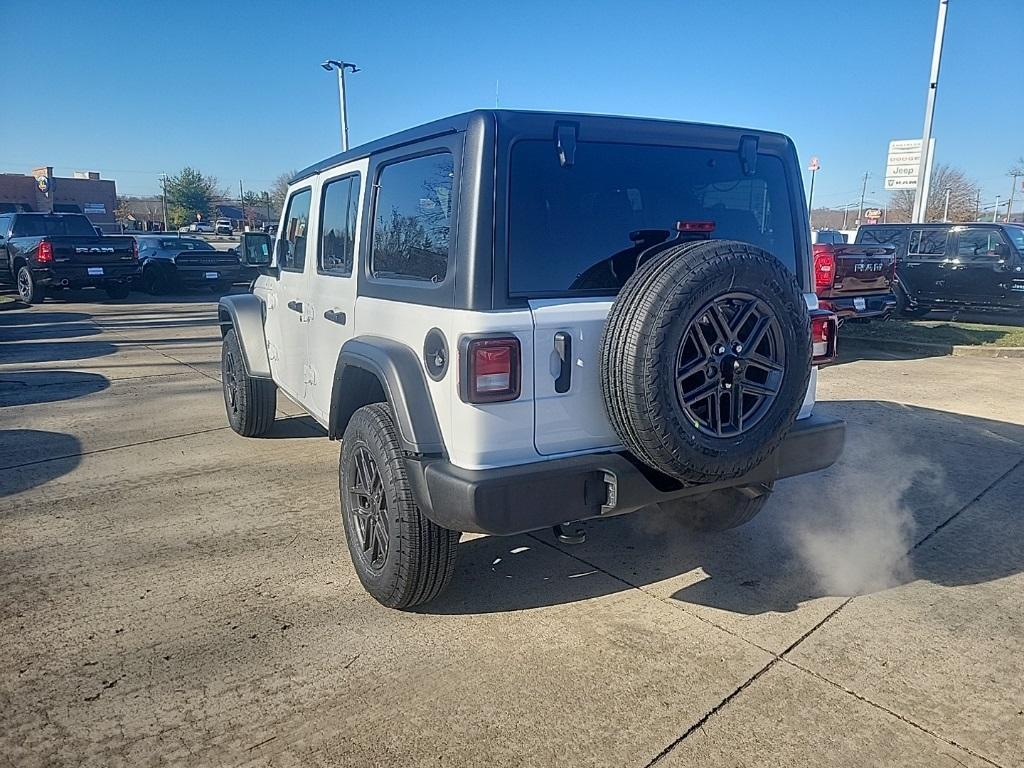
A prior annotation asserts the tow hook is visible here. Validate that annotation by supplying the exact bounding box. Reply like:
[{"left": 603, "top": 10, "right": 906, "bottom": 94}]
[{"left": 553, "top": 521, "right": 586, "bottom": 545}]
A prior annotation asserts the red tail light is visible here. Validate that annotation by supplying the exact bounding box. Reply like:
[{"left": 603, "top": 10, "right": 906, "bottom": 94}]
[
  {"left": 132, "top": 239, "right": 139, "bottom": 260},
  {"left": 37, "top": 241, "right": 54, "bottom": 264},
  {"left": 676, "top": 220, "right": 716, "bottom": 233},
  {"left": 812, "top": 245, "right": 835, "bottom": 292},
  {"left": 810, "top": 309, "right": 838, "bottom": 364},
  {"left": 461, "top": 336, "right": 521, "bottom": 403}
]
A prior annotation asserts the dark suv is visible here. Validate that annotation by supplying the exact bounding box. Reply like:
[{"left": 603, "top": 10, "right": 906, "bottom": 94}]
[{"left": 856, "top": 222, "right": 1024, "bottom": 316}]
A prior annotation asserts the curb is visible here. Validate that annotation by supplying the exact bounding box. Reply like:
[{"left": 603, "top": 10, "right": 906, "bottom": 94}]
[{"left": 841, "top": 335, "right": 1024, "bottom": 359}]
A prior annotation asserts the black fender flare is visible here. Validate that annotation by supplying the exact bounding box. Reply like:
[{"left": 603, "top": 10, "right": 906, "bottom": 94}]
[
  {"left": 217, "top": 293, "right": 272, "bottom": 378},
  {"left": 329, "top": 336, "right": 445, "bottom": 456}
]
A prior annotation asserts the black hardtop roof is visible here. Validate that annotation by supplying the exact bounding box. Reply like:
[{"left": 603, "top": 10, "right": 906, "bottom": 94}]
[{"left": 290, "top": 108, "right": 793, "bottom": 185}]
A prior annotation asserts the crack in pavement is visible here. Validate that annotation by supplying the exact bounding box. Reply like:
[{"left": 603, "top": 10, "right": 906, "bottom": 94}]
[
  {"left": 1, "top": 425, "right": 230, "bottom": 471},
  {"left": 532, "top": 454, "right": 1022, "bottom": 768}
]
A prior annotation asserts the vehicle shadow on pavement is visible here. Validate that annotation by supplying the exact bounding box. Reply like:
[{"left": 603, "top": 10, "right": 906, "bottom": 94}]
[
  {"left": 0, "top": 340, "right": 118, "bottom": 365},
  {"left": 0, "top": 430, "right": 82, "bottom": 497},
  {"left": 422, "top": 401, "right": 1024, "bottom": 616},
  {"left": 0, "top": 371, "right": 110, "bottom": 407},
  {"left": 263, "top": 415, "right": 326, "bottom": 439}
]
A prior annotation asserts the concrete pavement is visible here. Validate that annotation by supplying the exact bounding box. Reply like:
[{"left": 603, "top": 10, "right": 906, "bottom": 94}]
[{"left": 1, "top": 293, "right": 1022, "bottom": 767}]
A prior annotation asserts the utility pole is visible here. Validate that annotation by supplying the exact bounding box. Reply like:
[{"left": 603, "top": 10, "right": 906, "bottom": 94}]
[
  {"left": 264, "top": 191, "right": 271, "bottom": 225},
  {"left": 321, "top": 59, "right": 360, "bottom": 151},
  {"left": 1008, "top": 171, "right": 1021, "bottom": 223},
  {"left": 159, "top": 173, "right": 168, "bottom": 231},
  {"left": 912, "top": 0, "right": 948, "bottom": 223},
  {"left": 943, "top": 187, "right": 951, "bottom": 222},
  {"left": 993, "top": 196, "right": 1001, "bottom": 223},
  {"left": 976, "top": 190, "right": 981, "bottom": 220},
  {"left": 239, "top": 179, "right": 244, "bottom": 228},
  {"left": 857, "top": 171, "right": 870, "bottom": 225}
]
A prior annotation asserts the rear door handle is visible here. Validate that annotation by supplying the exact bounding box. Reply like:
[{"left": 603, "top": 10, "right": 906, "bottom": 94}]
[
  {"left": 323, "top": 309, "right": 346, "bottom": 325},
  {"left": 554, "top": 331, "right": 572, "bottom": 393},
  {"left": 287, "top": 300, "right": 303, "bottom": 313}
]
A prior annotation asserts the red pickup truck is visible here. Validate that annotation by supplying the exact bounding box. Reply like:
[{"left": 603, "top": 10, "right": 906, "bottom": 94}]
[{"left": 812, "top": 242, "right": 897, "bottom": 321}]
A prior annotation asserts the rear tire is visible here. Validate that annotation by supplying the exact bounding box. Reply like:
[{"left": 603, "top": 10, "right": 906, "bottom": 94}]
[
  {"left": 16, "top": 265, "right": 44, "bottom": 305},
  {"left": 221, "top": 328, "right": 276, "bottom": 437},
  {"left": 659, "top": 482, "right": 774, "bottom": 531},
  {"left": 896, "top": 287, "right": 930, "bottom": 319},
  {"left": 340, "top": 403, "right": 459, "bottom": 609},
  {"left": 105, "top": 283, "right": 131, "bottom": 300}
]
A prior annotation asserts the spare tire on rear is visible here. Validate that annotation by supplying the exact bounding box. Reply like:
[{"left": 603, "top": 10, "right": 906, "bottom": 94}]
[{"left": 600, "top": 239, "right": 811, "bottom": 484}]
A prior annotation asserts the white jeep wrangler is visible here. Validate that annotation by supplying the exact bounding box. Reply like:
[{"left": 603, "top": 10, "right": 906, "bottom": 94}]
[{"left": 219, "top": 110, "right": 844, "bottom": 609}]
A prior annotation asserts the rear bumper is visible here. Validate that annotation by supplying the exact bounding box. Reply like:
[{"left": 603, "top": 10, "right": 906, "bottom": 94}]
[
  {"left": 820, "top": 293, "right": 896, "bottom": 320},
  {"left": 35, "top": 264, "right": 140, "bottom": 287},
  {"left": 409, "top": 414, "right": 845, "bottom": 535}
]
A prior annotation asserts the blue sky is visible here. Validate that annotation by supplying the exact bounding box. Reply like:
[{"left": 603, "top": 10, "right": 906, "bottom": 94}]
[{"left": 3, "top": 0, "right": 1021, "bottom": 214}]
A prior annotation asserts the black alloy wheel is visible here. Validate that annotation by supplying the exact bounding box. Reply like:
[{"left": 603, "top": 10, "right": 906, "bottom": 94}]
[
  {"left": 675, "top": 292, "right": 785, "bottom": 437},
  {"left": 347, "top": 446, "right": 391, "bottom": 571}
]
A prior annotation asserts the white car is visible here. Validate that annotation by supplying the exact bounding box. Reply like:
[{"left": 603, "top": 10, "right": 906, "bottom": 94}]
[
  {"left": 215, "top": 219, "right": 233, "bottom": 235},
  {"left": 217, "top": 110, "right": 845, "bottom": 609},
  {"left": 179, "top": 222, "right": 215, "bottom": 234}
]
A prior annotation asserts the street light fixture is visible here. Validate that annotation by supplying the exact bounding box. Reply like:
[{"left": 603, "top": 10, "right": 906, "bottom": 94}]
[{"left": 322, "top": 59, "right": 360, "bottom": 152}]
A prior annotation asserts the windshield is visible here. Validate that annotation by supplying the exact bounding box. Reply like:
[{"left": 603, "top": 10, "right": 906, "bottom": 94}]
[
  {"left": 507, "top": 140, "right": 798, "bottom": 295},
  {"left": 1004, "top": 226, "right": 1024, "bottom": 251},
  {"left": 13, "top": 214, "right": 98, "bottom": 238},
  {"left": 158, "top": 238, "right": 214, "bottom": 250}
]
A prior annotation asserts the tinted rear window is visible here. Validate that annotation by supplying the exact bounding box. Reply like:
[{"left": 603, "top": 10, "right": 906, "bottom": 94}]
[
  {"left": 507, "top": 141, "right": 798, "bottom": 296},
  {"left": 13, "top": 214, "right": 97, "bottom": 238}
]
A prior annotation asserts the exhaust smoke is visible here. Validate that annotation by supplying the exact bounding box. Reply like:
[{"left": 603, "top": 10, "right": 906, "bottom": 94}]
[{"left": 783, "top": 429, "right": 942, "bottom": 596}]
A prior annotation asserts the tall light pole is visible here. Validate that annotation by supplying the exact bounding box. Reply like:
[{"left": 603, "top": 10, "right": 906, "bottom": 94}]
[
  {"left": 322, "top": 59, "right": 360, "bottom": 152},
  {"left": 912, "top": 0, "right": 949, "bottom": 223},
  {"left": 993, "top": 196, "right": 1001, "bottom": 223},
  {"left": 943, "top": 187, "right": 951, "bottom": 222},
  {"left": 807, "top": 156, "right": 820, "bottom": 227}
]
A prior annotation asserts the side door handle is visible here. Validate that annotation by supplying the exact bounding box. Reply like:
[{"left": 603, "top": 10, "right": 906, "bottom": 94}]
[
  {"left": 287, "top": 300, "right": 303, "bottom": 313},
  {"left": 554, "top": 331, "right": 572, "bottom": 393},
  {"left": 323, "top": 309, "right": 347, "bottom": 325}
]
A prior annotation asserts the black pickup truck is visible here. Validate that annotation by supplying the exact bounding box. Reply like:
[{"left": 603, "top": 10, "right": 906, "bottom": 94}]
[{"left": 0, "top": 212, "right": 139, "bottom": 304}]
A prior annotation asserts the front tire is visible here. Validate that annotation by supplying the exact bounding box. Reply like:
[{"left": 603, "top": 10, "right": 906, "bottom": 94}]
[
  {"left": 659, "top": 482, "right": 774, "bottom": 531},
  {"left": 340, "top": 403, "right": 459, "bottom": 609},
  {"left": 16, "top": 265, "right": 44, "bottom": 304},
  {"left": 143, "top": 264, "right": 170, "bottom": 295},
  {"left": 221, "top": 328, "right": 276, "bottom": 436}
]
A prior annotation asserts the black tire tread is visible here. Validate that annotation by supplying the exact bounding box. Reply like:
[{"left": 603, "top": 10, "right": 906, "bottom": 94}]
[
  {"left": 342, "top": 403, "right": 458, "bottom": 609},
  {"left": 221, "top": 328, "right": 276, "bottom": 437},
  {"left": 600, "top": 240, "right": 810, "bottom": 484}
]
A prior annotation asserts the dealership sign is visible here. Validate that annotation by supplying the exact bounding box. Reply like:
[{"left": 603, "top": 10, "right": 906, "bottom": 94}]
[
  {"left": 884, "top": 138, "right": 935, "bottom": 190},
  {"left": 83, "top": 202, "right": 106, "bottom": 214}
]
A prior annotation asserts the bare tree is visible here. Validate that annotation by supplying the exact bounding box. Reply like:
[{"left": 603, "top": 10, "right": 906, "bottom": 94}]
[
  {"left": 889, "top": 164, "right": 980, "bottom": 223},
  {"left": 270, "top": 171, "right": 297, "bottom": 209}
]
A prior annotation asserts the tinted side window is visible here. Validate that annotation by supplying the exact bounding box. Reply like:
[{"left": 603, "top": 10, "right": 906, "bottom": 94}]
[
  {"left": 0, "top": 215, "right": 10, "bottom": 236},
  {"left": 280, "top": 188, "right": 312, "bottom": 271},
  {"left": 909, "top": 229, "right": 948, "bottom": 256},
  {"left": 857, "top": 227, "right": 905, "bottom": 246},
  {"left": 957, "top": 228, "right": 1005, "bottom": 260},
  {"left": 319, "top": 175, "right": 360, "bottom": 276},
  {"left": 371, "top": 153, "right": 453, "bottom": 282}
]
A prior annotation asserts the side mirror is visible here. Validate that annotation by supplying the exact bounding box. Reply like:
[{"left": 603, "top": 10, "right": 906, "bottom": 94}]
[{"left": 240, "top": 232, "right": 273, "bottom": 267}]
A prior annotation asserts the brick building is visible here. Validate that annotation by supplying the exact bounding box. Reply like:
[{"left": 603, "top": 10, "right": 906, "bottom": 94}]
[{"left": 0, "top": 166, "right": 118, "bottom": 232}]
